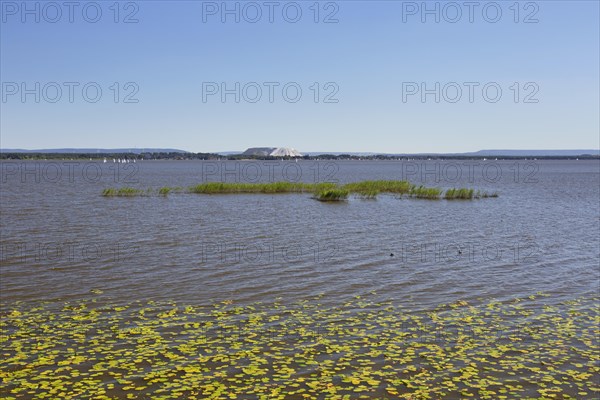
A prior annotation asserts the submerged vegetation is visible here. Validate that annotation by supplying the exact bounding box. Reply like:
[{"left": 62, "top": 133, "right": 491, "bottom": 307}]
[
  {"left": 1, "top": 293, "right": 597, "bottom": 398},
  {"left": 102, "top": 181, "right": 499, "bottom": 201}
]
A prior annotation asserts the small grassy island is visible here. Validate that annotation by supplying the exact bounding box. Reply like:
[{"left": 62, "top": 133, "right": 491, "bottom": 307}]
[{"left": 102, "top": 180, "right": 498, "bottom": 201}]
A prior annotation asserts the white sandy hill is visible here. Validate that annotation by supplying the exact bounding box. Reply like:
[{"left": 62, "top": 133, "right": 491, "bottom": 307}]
[{"left": 269, "top": 147, "right": 303, "bottom": 157}]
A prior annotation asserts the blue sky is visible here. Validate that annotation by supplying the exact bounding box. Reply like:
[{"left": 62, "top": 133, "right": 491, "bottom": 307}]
[{"left": 1, "top": 0, "right": 598, "bottom": 153}]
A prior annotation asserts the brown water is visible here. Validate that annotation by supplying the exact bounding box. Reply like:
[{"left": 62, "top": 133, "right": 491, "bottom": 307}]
[{"left": 1, "top": 160, "right": 599, "bottom": 398}]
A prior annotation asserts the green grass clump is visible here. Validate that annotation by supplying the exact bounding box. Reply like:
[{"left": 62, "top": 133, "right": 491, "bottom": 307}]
[
  {"left": 342, "top": 180, "right": 412, "bottom": 195},
  {"left": 102, "top": 187, "right": 144, "bottom": 197},
  {"left": 256, "top": 182, "right": 312, "bottom": 193},
  {"left": 102, "top": 181, "right": 498, "bottom": 201},
  {"left": 409, "top": 185, "right": 442, "bottom": 199},
  {"left": 356, "top": 189, "right": 380, "bottom": 199},
  {"left": 314, "top": 188, "right": 349, "bottom": 202},
  {"left": 444, "top": 188, "right": 474, "bottom": 200},
  {"left": 313, "top": 182, "right": 338, "bottom": 192},
  {"left": 188, "top": 182, "right": 320, "bottom": 194}
]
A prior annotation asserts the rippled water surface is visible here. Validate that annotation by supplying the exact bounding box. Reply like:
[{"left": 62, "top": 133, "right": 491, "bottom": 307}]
[
  {"left": 2, "top": 160, "right": 598, "bottom": 308},
  {"left": 1, "top": 160, "right": 599, "bottom": 398}
]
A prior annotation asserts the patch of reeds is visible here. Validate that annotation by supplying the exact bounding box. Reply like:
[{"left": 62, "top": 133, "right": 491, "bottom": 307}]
[
  {"left": 188, "top": 182, "right": 326, "bottom": 194},
  {"left": 409, "top": 185, "right": 443, "bottom": 199},
  {"left": 102, "top": 187, "right": 144, "bottom": 197},
  {"left": 444, "top": 188, "right": 474, "bottom": 200},
  {"left": 355, "top": 189, "right": 380, "bottom": 199},
  {"left": 342, "top": 180, "right": 412, "bottom": 195},
  {"left": 313, "top": 188, "right": 349, "bottom": 202},
  {"left": 102, "top": 181, "right": 498, "bottom": 201},
  {"left": 444, "top": 189, "right": 500, "bottom": 199}
]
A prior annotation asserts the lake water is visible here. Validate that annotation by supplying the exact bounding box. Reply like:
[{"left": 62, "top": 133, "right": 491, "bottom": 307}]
[{"left": 1, "top": 160, "right": 599, "bottom": 398}]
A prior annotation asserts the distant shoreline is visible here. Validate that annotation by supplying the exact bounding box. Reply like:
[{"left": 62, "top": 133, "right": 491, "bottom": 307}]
[{"left": 1, "top": 152, "right": 598, "bottom": 161}]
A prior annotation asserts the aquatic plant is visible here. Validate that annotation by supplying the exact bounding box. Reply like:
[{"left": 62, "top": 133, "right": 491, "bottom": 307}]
[
  {"left": 314, "top": 188, "right": 349, "bottom": 202},
  {"left": 451, "top": 190, "right": 500, "bottom": 199},
  {"left": 409, "top": 185, "right": 443, "bottom": 199},
  {"left": 101, "top": 187, "right": 144, "bottom": 197},
  {"left": 355, "top": 189, "right": 380, "bottom": 199},
  {"left": 482, "top": 191, "right": 499, "bottom": 198},
  {"left": 102, "top": 181, "right": 498, "bottom": 201},
  {"left": 188, "top": 182, "right": 319, "bottom": 194},
  {"left": 1, "top": 293, "right": 597, "bottom": 399},
  {"left": 444, "top": 188, "right": 474, "bottom": 200},
  {"left": 342, "top": 180, "right": 412, "bottom": 195}
]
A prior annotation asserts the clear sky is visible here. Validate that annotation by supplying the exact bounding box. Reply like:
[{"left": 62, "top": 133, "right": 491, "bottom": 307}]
[{"left": 1, "top": 0, "right": 598, "bottom": 153}]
